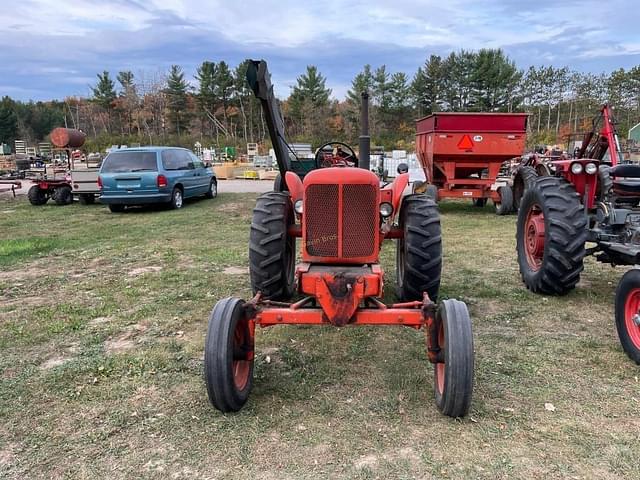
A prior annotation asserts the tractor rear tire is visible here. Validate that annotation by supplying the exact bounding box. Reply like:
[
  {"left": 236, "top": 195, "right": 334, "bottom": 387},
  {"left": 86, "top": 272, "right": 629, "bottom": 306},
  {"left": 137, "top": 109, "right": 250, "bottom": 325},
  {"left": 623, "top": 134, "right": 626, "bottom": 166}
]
[
  {"left": 513, "top": 166, "right": 537, "bottom": 211},
  {"left": 433, "top": 299, "right": 474, "bottom": 418},
  {"left": 204, "top": 297, "right": 254, "bottom": 412},
  {"left": 249, "top": 191, "right": 295, "bottom": 301},
  {"left": 614, "top": 269, "right": 640, "bottom": 364},
  {"left": 78, "top": 194, "right": 95, "bottom": 205},
  {"left": 27, "top": 185, "right": 48, "bottom": 205},
  {"left": 396, "top": 194, "right": 442, "bottom": 302},
  {"left": 516, "top": 176, "right": 587, "bottom": 295},
  {"left": 494, "top": 185, "right": 513, "bottom": 215},
  {"left": 425, "top": 184, "right": 439, "bottom": 202},
  {"left": 53, "top": 186, "right": 73, "bottom": 205},
  {"left": 273, "top": 174, "right": 286, "bottom": 192}
]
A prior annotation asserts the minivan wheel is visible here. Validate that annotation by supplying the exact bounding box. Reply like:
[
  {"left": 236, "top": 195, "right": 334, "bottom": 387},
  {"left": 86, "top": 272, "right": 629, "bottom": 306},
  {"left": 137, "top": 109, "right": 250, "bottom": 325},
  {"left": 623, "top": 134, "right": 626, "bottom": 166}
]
[
  {"left": 108, "top": 204, "right": 125, "bottom": 213},
  {"left": 205, "top": 179, "right": 217, "bottom": 199},
  {"left": 171, "top": 187, "right": 183, "bottom": 209}
]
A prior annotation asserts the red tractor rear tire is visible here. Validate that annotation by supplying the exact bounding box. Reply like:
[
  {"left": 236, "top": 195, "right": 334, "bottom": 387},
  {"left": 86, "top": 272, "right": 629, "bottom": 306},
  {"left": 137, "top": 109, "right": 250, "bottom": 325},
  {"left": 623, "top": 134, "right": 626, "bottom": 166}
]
[
  {"left": 615, "top": 269, "right": 640, "bottom": 364},
  {"left": 396, "top": 194, "right": 442, "bottom": 302},
  {"left": 249, "top": 191, "right": 295, "bottom": 300},
  {"left": 433, "top": 299, "right": 474, "bottom": 417},
  {"left": 516, "top": 176, "right": 587, "bottom": 295},
  {"left": 204, "top": 297, "right": 254, "bottom": 412}
]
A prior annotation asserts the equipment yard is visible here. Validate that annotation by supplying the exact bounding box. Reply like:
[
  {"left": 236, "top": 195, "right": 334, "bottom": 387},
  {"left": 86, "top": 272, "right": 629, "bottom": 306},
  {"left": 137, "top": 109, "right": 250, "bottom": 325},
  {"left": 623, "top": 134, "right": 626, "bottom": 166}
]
[{"left": 1, "top": 193, "right": 638, "bottom": 479}]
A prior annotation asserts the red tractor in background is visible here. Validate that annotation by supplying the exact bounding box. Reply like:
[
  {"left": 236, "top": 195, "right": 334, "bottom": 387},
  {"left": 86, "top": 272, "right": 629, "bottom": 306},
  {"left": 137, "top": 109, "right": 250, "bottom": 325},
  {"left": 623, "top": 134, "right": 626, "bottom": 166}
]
[
  {"left": 516, "top": 104, "right": 640, "bottom": 364},
  {"left": 203, "top": 60, "right": 475, "bottom": 416}
]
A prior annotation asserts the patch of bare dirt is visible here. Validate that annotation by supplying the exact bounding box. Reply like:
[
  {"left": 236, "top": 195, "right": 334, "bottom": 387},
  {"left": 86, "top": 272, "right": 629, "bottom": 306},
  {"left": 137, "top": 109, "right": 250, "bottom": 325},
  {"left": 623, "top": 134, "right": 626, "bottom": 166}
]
[
  {"left": 217, "top": 202, "right": 243, "bottom": 212},
  {"left": 127, "top": 266, "right": 163, "bottom": 277},
  {"left": 0, "top": 295, "right": 50, "bottom": 309},
  {"left": 0, "top": 265, "right": 45, "bottom": 282},
  {"left": 223, "top": 266, "right": 248, "bottom": 275},
  {"left": 40, "top": 356, "right": 71, "bottom": 370},
  {"left": 88, "top": 316, "right": 112, "bottom": 326},
  {"left": 0, "top": 443, "right": 17, "bottom": 467},
  {"left": 104, "top": 323, "right": 148, "bottom": 354}
]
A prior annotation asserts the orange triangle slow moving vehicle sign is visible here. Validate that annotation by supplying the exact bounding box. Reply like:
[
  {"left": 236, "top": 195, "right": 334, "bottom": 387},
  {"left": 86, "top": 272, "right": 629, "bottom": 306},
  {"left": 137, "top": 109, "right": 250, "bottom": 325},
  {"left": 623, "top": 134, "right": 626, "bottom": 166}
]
[{"left": 457, "top": 134, "right": 474, "bottom": 150}]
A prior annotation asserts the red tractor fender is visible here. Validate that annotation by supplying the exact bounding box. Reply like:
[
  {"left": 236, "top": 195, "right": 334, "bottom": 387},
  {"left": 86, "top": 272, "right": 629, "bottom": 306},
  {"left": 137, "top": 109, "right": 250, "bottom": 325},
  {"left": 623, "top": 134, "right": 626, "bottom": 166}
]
[
  {"left": 285, "top": 171, "right": 303, "bottom": 203},
  {"left": 381, "top": 172, "right": 409, "bottom": 215}
]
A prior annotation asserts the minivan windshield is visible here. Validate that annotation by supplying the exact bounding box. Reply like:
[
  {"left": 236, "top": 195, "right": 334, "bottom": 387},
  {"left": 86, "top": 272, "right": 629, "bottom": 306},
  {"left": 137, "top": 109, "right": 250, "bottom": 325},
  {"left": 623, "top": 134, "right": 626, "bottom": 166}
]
[{"left": 101, "top": 151, "right": 157, "bottom": 173}]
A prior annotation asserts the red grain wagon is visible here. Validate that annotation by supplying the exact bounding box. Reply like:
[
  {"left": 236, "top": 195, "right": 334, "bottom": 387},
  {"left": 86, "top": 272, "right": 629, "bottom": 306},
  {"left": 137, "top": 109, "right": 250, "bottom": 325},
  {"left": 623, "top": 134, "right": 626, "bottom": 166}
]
[{"left": 415, "top": 112, "right": 528, "bottom": 214}]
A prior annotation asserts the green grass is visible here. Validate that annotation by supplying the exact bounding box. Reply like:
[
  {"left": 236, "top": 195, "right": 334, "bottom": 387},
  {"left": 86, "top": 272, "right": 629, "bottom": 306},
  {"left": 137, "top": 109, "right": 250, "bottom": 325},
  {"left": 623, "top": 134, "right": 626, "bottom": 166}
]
[{"left": 0, "top": 193, "right": 639, "bottom": 479}]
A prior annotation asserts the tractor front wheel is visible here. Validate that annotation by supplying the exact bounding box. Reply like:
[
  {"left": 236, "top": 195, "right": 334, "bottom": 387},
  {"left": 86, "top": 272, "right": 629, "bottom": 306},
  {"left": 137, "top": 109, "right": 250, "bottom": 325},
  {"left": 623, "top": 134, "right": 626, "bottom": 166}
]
[
  {"left": 433, "top": 299, "right": 474, "bottom": 418},
  {"left": 516, "top": 176, "right": 587, "bottom": 295},
  {"left": 615, "top": 269, "right": 640, "bottom": 364},
  {"left": 494, "top": 185, "right": 513, "bottom": 215},
  {"left": 204, "top": 297, "right": 254, "bottom": 412},
  {"left": 249, "top": 191, "right": 295, "bottom": 300},
  {"left": 396, "top": 194, "right": 442, "bottom": 302}
]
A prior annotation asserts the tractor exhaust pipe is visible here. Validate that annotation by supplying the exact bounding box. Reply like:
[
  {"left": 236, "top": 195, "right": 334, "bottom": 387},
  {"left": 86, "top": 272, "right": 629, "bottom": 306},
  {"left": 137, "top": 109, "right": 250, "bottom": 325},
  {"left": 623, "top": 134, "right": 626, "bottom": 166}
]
[{"left": 359, "top": 91, "right": 370, "bottom": 171}]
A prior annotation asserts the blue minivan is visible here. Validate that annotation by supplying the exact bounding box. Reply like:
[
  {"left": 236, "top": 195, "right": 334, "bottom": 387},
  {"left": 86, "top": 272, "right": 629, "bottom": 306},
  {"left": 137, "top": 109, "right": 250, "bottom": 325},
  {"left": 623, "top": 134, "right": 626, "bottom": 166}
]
[{"left": 98, "top": 147, "right": 217, "bottom": 212}]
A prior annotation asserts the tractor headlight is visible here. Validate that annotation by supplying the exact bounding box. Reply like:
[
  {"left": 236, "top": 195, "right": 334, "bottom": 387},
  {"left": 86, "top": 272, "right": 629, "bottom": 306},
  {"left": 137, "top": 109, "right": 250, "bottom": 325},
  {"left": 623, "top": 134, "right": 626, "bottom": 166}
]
[
  {"left": 294, "top": 199, "right": 303, "bottom": 214},
  {"left": 379, "top": 202, "right": 393, "bottom": 218},
  {"left": 571, "top": 162, "right": 583, "bottom": 175},
  {"left": 585, "top": 162, "right": 597, "bottom": 175}
]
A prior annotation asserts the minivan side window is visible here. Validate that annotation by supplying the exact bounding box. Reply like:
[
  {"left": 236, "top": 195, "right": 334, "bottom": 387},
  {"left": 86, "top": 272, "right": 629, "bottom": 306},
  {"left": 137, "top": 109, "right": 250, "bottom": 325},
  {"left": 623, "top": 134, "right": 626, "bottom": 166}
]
[
  {"left": 162, "top": 149, "right": 191, "bottom": 170},
  {"left": 190, "top": 153, "right": 204, "bottom": 169}
]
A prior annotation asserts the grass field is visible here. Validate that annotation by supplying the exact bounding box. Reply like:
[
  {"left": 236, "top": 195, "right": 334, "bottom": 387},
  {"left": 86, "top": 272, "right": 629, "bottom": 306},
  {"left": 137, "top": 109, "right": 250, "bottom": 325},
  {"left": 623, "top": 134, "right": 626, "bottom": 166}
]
[{"left": 1, "top": 193, "right": 639, "bottom": 479}]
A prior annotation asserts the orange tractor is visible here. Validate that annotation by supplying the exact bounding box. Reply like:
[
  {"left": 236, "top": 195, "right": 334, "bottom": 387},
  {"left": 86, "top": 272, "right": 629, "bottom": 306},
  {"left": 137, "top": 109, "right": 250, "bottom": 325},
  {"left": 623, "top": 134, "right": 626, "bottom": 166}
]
[
  {"left": 516, "top": 105, "right": 640, "bottom": 364},
  {"left": 203, "top": 60, "right": 475, "bottom": 416}
]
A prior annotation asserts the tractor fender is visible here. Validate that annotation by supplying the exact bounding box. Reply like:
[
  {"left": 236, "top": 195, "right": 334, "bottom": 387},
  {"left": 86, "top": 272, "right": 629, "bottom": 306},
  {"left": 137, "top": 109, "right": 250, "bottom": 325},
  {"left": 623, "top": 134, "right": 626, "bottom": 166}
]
[
  {"left": 285, "top": 171, "right": 303, "bottom": 203},
  {"left": 381, "top": 172, "right": 409, "bottom": 215}
]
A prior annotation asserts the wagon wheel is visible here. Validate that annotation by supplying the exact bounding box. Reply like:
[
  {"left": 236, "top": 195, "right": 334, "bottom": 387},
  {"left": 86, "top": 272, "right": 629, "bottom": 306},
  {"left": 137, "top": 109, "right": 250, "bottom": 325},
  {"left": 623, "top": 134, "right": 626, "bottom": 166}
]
[
  {"left": 204, "top": 297, "right": 255, "bottom": 412},
  {"left": 494, "top": 185, "right": 513, "bottom": 215},
  {"left": 615, "top": 269, "right": 640, "bottom": 364},
  {"left": 433, "top": 299, "right": 474, "bottom": 417}
]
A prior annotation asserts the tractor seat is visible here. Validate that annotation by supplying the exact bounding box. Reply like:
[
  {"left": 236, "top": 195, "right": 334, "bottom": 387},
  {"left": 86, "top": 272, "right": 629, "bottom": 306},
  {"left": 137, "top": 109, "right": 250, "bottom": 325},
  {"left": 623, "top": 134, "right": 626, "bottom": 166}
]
[
  {"left": 610, "top": 164, "right": 640, "bottom": 179},
  {"left": 609, "top": 164, "right": 640, "bottom": 196}
]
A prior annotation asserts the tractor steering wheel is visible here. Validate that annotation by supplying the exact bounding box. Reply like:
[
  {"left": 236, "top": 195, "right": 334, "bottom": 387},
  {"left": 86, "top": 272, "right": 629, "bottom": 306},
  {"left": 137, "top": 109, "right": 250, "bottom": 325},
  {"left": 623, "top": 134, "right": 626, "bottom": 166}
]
[{"left": 314, "top": 142, "right": 359, "bottom": 169}]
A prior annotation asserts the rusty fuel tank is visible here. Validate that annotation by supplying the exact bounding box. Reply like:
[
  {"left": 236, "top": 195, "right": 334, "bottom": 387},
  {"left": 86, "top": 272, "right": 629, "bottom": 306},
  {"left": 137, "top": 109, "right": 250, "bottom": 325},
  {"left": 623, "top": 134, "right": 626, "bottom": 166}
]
[{"left": 50, "top": 128, "right": 86, "bottom": 148}]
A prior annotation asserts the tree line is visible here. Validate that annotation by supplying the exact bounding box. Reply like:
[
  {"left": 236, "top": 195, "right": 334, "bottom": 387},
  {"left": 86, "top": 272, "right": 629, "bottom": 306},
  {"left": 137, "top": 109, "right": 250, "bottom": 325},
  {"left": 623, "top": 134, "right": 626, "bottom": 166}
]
[{"left": 1, "top": 49, "right": 639, "bottom": 155}]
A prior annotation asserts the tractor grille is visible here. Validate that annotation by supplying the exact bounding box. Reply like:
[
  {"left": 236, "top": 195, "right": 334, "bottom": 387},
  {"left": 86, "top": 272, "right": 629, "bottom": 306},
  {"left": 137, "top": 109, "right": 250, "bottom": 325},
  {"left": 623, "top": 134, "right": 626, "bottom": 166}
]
[
  {"left": 342, "top": 184, "right": 377, "bottom": 257},
  {"left": 306, "top": 184, "right": 339, "bottom": 256},
  {"left": 305, "top": 183, "right": 377, "bottom": 259}
]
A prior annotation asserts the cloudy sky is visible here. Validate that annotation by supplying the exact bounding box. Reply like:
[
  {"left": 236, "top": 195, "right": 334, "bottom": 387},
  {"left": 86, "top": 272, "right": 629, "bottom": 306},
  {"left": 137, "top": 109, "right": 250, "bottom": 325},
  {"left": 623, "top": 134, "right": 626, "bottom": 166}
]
[{"left": 1, "top": 0, "right": 638, "bottom": 101}]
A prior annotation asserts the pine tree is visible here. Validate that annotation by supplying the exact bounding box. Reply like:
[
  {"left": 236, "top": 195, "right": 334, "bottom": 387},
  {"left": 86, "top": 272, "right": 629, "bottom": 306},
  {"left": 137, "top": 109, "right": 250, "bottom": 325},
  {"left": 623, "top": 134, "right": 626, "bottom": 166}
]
[
  {"left": 0, "top": 96, "right": 18, "bottom": 145},
  {"left": 195, "top": 61, "right": 218, "bottom": 136},
  {"left": 346, "top": 65, "right": 374, "bottom": 105},
  {"left": 91, "top": 71, "right": 116, "bottom": 110},
  {"left": 470, "top": 49, "right": 522, "bottom": 112},
  {"left": 411, "top": 55, "right": 443, "bottom": 115},
  {"left": 166, "top": 65, "right": 190, "bottom": 136},
  {"left": 216, "top": 61, "right": 234, "bottom": 132},
  {"left": 289, "top": 65, "right": 331, "bottom": 117}
]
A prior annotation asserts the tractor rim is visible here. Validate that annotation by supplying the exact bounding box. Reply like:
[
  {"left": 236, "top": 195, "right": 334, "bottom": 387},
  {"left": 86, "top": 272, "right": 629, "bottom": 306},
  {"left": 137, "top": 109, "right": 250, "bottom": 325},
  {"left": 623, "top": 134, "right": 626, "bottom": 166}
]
[
  {"left": 524, "top": 204, "right": 545, "bottom": 271},
  {"left": 435, "top": 321, "right": 445, "bottom": 395},
  {"left": 624, "top": 288, "right": 640, "bottom": 349},
  {"left": 232, "top": 318, "right": 251, "bottom": 390}
]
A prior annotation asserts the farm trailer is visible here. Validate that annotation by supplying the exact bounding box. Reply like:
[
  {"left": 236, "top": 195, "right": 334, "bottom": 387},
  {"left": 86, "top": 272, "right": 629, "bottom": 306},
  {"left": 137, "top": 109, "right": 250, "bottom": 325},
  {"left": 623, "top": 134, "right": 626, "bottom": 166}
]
[{"left": 415, "top": 112, "right": 528, "bottom": 214}]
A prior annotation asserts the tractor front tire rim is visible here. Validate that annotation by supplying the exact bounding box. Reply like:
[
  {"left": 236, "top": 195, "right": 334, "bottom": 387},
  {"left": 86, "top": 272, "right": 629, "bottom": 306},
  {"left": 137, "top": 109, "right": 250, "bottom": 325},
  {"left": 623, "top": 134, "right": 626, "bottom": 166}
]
[
  {"left": 435, "top": 321, "right": 445, "bottom": 395},
  {"left": 524, "top": 204, "right": 545, "bottom": 271},
  {"left": 233, "top": 319, "right": 251, "bottom": 390},
  {"left": 624, "top": 288, "right": 640, "bottom": 349}
]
